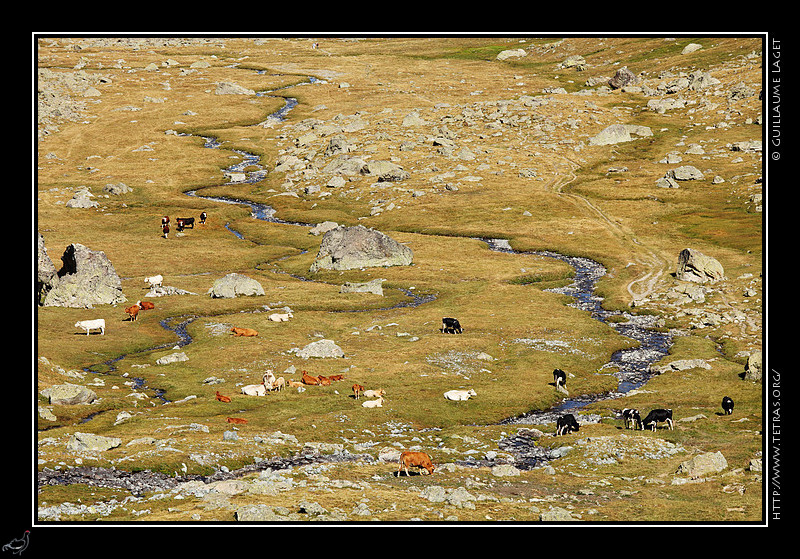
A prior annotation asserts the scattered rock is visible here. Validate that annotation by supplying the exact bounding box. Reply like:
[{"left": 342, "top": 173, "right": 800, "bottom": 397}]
[
  {"left": 340, "top": 279, "right": 385, "bottom": 296},
  {"left": 608, "top": 66, "right": 639, "bottom": 89}
]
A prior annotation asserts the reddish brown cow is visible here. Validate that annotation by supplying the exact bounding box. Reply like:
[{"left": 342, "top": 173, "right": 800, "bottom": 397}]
[
  {"left": 215, "top": 391, "right": 232, "bottom": 403},
  {"left": 352, "top": 384, "right": 365, "bottom": 399},
  {"left": 230, "top": 327, "right": 259, "bottom": 337},
  {"left": 302, "top": 371, "right": 320, "bottom": 385},
  {"left": 398, "top": 451, "right": 435, "bottom": 476},
  {"left": 124, "top": 305, "right": 140, "bottom": 321},
  {"left": 226, "top": 417, "right": 247, "bottom": 425},
  {"left": 137, "top": 300, "right": 155, "bottom": 310}
]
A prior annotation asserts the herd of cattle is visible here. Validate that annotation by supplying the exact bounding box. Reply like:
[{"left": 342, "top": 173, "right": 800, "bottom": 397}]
[{"left": 69, "top": 234, "right": 736, "bottom": 476}]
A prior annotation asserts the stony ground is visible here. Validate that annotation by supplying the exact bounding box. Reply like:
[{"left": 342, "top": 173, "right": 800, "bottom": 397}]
[{"left": 34, "top": 35, "right": 764, "bottom": 526}]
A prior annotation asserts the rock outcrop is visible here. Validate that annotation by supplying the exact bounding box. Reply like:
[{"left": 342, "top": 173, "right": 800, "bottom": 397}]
[
  {"left": 676, "top": 248, "right": 725, "bottom": 283},
  {"left": 309, "top": 225, "right": 413, "bottom": 273},
  {"left": 41, "top": 242, "right": 126, "bottom": 308}
]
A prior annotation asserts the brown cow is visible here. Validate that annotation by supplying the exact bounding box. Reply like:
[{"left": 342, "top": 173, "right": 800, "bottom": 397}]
[
  {"left": 226, "top": 417, "right": 248, "bottom": 425},
  {"left": 328, "top": 374, "right": 344, "bottom": 382},
  {"left": 136, "top": 300, "right": 155, "bottom": 310},
  {"left": 302, "top": 371, "right": 319, "bottom": 385},
  {"left": 398, "top": 451, "right": 435, "bottom": 476},
  {"left": 317, "top": 375, "right": 332, "bottom": 386},
  {"left": 124, "top": 305, "right": 140, "bottom": 321},
  {"left": 230, "top": 327, "right": 259, "bottom": 337},
  {"left": 352, "top": 384, "right": 365, "bottom": 399},
  {"left": 215, "top": 391, "right": 232, "bottom": 403}
]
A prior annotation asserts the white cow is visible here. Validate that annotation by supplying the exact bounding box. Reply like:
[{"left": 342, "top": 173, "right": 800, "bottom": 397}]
[
  {"left": 144, "top": 275, "right": 163, "bottom": 289},
  {"left": 269, "top": 312, "right": 293, "bottom": 322},
  {"left": 241, "top": 373, "right": 270, "bottom": 396},
  {"left": 361, "top": 396, "right": 384, "bottom": 408},
  {"left": 444, "top": 389, "right": 477, "bottom": 401},
  {"left": 75, "top": 319, "right": 106, "bottom": 336}
]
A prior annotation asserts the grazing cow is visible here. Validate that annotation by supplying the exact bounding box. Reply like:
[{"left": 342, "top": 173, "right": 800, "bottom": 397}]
[
  {"left": 176, "top": 217, "right": 195, "bottom": 231},
  {"left": 302, "top": 371, "right": 320, "bottom": 385},
  {"left": 75, "top": 319, "right": 105, "bottom": 336},
  {"left": 722, "top": 396, "right": 734, "bottom": 415},
  {"left": 269, "top": 312, "right": 293, "bottom": 322},
  {"left": 271, "top": 377, "right": 286, "bottom": 391},
  {"left": 200, "top": 211, "right": 207, "bottom": 225},
  {"left": 398, "top": 451, "right": 435, "bottom": 476},
  {"left": 555, "top": 413, "right": 581, "bottom": 436},
  {"left": 621, "top": 408, "right": 643, "bottom": 430},
  {"left": 124, "top": 305, "right": 140, "bottom": 321},
  {"left": 226, "top": 417, "right": 248, "bottom": 425},
  {"left": 230, "top": 327, "right": 259, "bottom": 337},
  {"left": 642, "top": 408, "right": 674, "bottom": 431},
  {"left": 352, "top": 384, "right": 365, "bottom": 399},
  {"left": 215, "top": 391, "right": 232, "bottom": 403},
  {"left": 145, "top": 275, "right": 163, "bottom": 289},
  {"left": 443, "top": 389, "right": 477, "bottom": 401},
  {"left": 441, "top": 317, "right": 463, "bottom": 334},
  {"left": 362, "top": 396, "right": 384, "bottom": 408},
  {"left": 553, "top": 368, "right": 567, "bottom": 389},
  {"left": 136, "top": 300, "right": 155, "bottom": 310}
]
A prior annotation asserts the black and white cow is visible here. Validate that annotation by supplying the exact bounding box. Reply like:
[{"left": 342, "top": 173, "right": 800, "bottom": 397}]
[
  {"left": 722, "top": 396, "right": 734, "bottom": 415},
  {"left": 199, "top": 211, "right": 207, "bottom": 225},
  {"left": 176, "top": 217, "right": 195, "bottom": 231},
  {"left": 621, "top": 408, "right": 643, "bottom": 430},
  {"left": 555, "top": 413, "right": 580, "bottom": 436},
  {"left": 642, "top": 408, "right": 674, "bottom": 431},
  {"left": 441, "top": 317, "right": 463, "bottom": 334},
  {"left": 552, "top": 368, "right": 567, "bottom": 390}
]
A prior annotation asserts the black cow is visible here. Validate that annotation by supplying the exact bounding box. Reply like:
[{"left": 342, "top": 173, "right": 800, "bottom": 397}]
[
  {"left": 441, "top": 317, "right": 463, "bottom": 334},
  {"left": 555, "top": 413, "right": 580, "bottom": 436},
  {"left": 621, "top": 408, "right": 642, "bottom": 430},
  {"left": 176, "top": 217, "right": 195, "bottom": 231},
  {"left": 200, "top": 211, "right": 207, "bottom": 225},
  {"left": 642, "top": 408, "right": 674, "bottom": 431},
  {"left": 553, "top": 368, "right": 567, "bottom": 389},
  {"left": 722, "top": 396, "right": 734, "bottom": 415}
]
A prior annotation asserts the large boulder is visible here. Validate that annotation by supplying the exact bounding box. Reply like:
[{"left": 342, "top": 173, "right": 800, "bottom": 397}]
[
  {"left": 208, "top": 273, "right": 265, "bottom": 298},
  {"left": 66, "top": 432, "right": 122, "bottom": 453},
  {"left": 309, "top": 225, "right": 413, "bottom": 273},
  {"left": 608, "top": 66, "right": 639, "bottom": 89},
  {"left": 40, "top": 383, "right": 97, "bottom": 405},
  {"left": 361, "top": 160, "right": 410, "bottom": 182},
  {"left": 676, "top": 451, "right": 728, "bottom": 478},
  {"left": 41, "top": 243, "right": 126, "bottom": 308},
  {"left": 676, "top": 248, "right": 725, "bottom": 283},
  {"left": 296, "top": 339, "right": 344, "bottom": 359}
]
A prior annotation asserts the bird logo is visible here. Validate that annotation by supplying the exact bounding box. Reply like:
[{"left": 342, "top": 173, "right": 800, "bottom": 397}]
[{"left": 2, "top": 530, "right": 29, "bottom": 555}]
